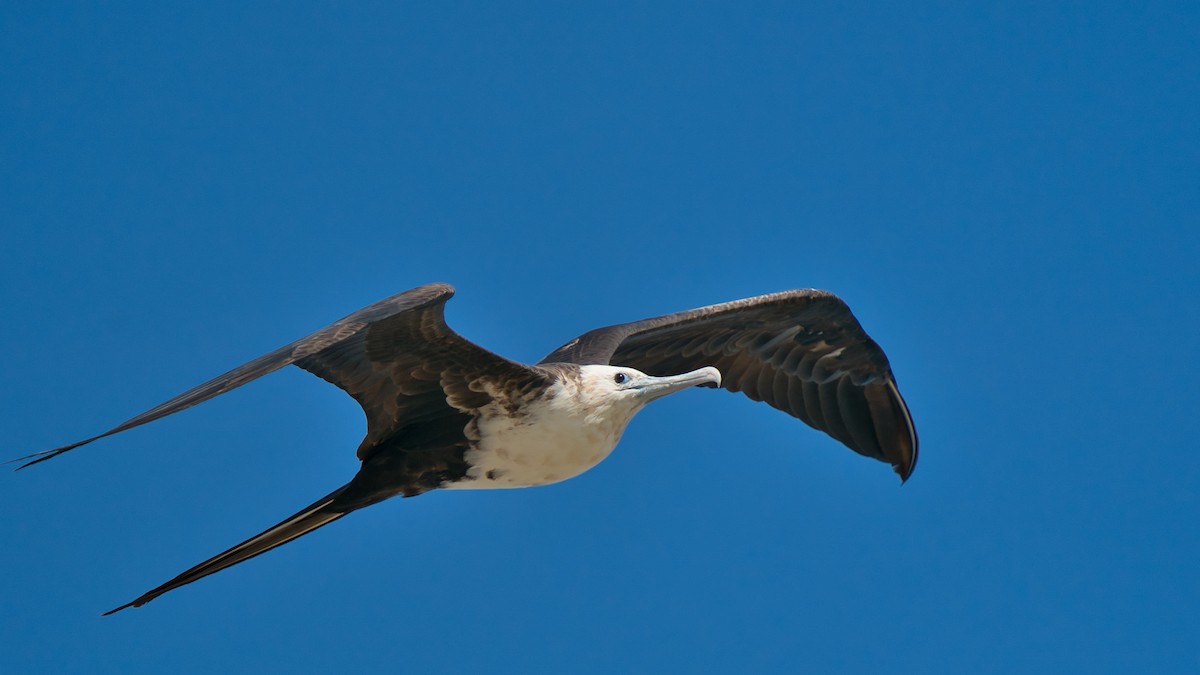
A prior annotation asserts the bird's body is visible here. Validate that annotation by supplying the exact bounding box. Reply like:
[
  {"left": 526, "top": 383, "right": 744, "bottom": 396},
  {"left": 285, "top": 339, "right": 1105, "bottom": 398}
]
[
  {"left": 446, "top": 365, "right": 684, "bottom": 489},
  {"left": 12, "top": 284, "right": 917, "bottom": 613}
]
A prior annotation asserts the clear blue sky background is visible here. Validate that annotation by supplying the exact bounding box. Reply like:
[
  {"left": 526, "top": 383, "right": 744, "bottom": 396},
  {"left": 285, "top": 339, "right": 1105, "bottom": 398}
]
[{"left": 2, "top": 3, "right": 1197, "bottom": 673}]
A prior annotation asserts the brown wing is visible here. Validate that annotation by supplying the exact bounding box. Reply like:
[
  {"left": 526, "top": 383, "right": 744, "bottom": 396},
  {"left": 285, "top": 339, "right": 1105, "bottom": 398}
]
[
  {"left": 293, "top": 289, "right": 552, "bottom": 461},
  {"left": 12, "top": 283, "right": 548, "bottom": 469},
  {"left": 539, "top": 290, "right": 918, "bottom": 481}
]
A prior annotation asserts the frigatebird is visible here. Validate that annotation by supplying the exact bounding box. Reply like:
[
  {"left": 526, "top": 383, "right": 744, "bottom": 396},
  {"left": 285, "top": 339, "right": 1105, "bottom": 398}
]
[{"left": 12, "top": 283, "right": 918, "bottom": 613}]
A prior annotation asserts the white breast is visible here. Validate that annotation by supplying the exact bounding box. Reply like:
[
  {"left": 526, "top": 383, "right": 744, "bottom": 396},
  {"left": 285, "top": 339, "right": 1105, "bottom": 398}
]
[{"left": 442, "top": 380, "right": 638, "bottom": 490}]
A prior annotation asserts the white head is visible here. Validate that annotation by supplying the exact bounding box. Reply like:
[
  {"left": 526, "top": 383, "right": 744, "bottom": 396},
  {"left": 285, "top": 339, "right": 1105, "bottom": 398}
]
[{"left": 574, "top": 364, "right": 722, "bottom": 419}]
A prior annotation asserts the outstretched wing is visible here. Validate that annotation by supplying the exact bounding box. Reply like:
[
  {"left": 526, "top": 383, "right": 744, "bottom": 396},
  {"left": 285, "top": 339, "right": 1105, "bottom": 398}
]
[
  {"left": 539, "top": 290, "right": 918, "bottom": 481},
  {"left": 12, "top": 283, "right": 547, "bottom": 469}
]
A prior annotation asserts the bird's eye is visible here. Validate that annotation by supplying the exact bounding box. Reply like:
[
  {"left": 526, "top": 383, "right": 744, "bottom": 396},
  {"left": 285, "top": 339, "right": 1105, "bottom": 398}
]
[{"left": 614, "top": 372, "right": 628, "bottom": 384}]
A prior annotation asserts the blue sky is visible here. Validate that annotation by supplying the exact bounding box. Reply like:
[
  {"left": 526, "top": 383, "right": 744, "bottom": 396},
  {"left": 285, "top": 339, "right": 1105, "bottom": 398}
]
[{"left": 2, "top": 2, "right": 1197, "bottom": 673}]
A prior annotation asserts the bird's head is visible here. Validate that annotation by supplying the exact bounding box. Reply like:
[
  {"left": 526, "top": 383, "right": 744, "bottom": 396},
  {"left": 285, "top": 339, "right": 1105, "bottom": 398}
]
[{"left": 575, "top": 365, "right": 722, "bottom": 415}]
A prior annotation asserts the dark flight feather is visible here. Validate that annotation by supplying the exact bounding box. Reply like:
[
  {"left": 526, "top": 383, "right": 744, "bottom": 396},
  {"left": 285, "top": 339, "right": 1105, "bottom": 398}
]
[
  {"left": 10, "top": 283, "right": 546, "bottom": 469},
  {"left": 540, "top": 290, "right": 918, "bottom": 480}
]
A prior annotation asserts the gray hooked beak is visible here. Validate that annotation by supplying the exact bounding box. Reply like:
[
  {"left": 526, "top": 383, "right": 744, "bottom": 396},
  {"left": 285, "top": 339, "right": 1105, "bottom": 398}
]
[{"left": 631, "top": 366, "right": 722, "bottom": 400}]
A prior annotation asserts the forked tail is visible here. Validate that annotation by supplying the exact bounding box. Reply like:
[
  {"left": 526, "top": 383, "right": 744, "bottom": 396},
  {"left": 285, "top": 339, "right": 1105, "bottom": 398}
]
[{"left": 104, "top": 483, "right": 353, "bottom": 615}]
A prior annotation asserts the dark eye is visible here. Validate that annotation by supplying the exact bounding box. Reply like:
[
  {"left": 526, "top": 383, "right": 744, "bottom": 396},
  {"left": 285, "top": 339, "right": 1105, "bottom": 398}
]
[{"left": 614, "top": 372, "right": 628, "bottom": 384}]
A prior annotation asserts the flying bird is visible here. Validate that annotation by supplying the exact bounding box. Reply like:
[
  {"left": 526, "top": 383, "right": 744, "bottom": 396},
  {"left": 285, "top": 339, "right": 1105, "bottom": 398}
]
[{"left": 12, "top": 283, "right": 918, "bottom": 613}]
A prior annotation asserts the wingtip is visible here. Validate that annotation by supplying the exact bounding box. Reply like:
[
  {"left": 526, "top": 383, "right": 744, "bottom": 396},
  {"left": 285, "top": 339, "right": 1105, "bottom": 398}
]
[
  {"left": 892, "top": 437, "right": 917, "bottom": 484},
  {"left": 102, "top": 597, "right": 145, "bottom": 616},
  {"left": 886, "top": 378, "right": 918, "bottom": 485},
  {"left": 886, "top": 430, "right": 918, "bottom": 485}
]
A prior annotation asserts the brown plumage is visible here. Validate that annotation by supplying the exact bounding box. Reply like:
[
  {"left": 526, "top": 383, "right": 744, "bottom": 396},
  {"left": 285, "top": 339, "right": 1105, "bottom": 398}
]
[
  {"left": 11, "top": 283, "right": 917, "bottom": 613},
  {"left": 540, "top": 289, "right": 917, "bottom": 479}
]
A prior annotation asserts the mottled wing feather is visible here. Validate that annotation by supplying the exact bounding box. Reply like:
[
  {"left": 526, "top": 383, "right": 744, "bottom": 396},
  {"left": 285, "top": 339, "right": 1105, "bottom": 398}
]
[
  {"left": 294, "top": 292, "right": 552, "bottom": 460},
  {"left": 539, "top": 290, "right": 918, "bottom": 480},
  {"left": 12, "top": 283, "right": 547, "bottom": 468}
]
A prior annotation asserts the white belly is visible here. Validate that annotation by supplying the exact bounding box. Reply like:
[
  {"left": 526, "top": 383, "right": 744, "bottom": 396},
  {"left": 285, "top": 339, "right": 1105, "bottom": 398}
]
[{"left": 443, "top": 395, "right": 632, "bottom": 490}]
